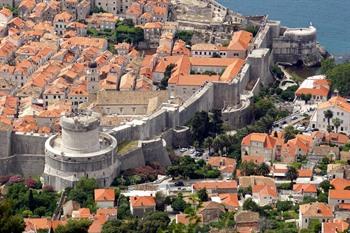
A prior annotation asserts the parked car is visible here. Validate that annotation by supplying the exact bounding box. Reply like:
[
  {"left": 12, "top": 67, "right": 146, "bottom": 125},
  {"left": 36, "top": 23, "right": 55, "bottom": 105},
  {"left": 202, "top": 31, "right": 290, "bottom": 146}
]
[
  {"left": 174, "top": 181, "right": 184, "bottom": 187},
  {"left": 179, "top": 148, "right": 188, "bottom": 153},
  {"left": 297, "top": 126, "right": 306, "bottom": 131}
]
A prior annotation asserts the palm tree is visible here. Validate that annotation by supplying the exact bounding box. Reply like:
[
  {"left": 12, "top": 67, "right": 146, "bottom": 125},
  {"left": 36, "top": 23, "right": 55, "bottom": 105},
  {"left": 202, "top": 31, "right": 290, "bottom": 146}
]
[
  {"left": 203, "top": 137, "right": 213, "bottom": 154},
  {"left": 332, "top": 117, "right": 341, "bottom": 133},
  {"left": 257, "top": 163, "right": 270, "bottom": 176},
  {"left": 286, "top": 166, "right": 298, "bottom": 185},
  {"left": 323, "top": 110, "right": 334, "bottom": 132}
]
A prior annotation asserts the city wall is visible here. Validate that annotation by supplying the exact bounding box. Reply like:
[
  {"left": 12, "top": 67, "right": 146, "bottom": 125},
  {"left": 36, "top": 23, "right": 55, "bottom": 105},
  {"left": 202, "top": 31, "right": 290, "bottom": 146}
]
[{"left": 0, "top": 18, "right": 276, "bottom": 179}]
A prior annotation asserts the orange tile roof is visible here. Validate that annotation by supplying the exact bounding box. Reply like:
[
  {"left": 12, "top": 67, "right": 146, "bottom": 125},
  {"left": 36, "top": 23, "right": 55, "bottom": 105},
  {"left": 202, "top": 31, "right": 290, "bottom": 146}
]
[
  {"left": 96, "top": 208, "right": 117, "bottom": 216},
  {"left": 24, "top": 218, "right": 51, "bottom": 231},
  {"left": 78, "top": 208, "right": 91, "bottom": 218},
  {"left": 298, "top": 169, "right": 313, "bottom": 178},
  {"left": 323, "top": 220, "right": 349, "bottom": 233},
  {"left": 331, "top": 178, "right": 350, "bottom": 190},
  {"left": 208, "top": 156, "right": 236, "bottom": 173},
  {"left": 242, "top": 155, "right": 265, "bottom": 164},
  {"left": 94, "top": 189, "right": 115, "bottom": 202},
  {"left": 143, "top": 22, "right": 163, "bottom": 29},
  {"left": 299, "top": 202, "right": 333, "bottom": 217},
  {"left": 318, "top": 96, "right": 350, "bottom": 113},
  {"left": 296, "top": 78, "right": 330, "bottom": 97},
  {"left": 220, "top": 59, "right": 245, "bottom": 82},
  {"left": 293, "top": 183, "right": 317, "bottom": 193},
  {"left": 193, "top": 181, "right": 237, "bottom": 191},
  {"left": 88, "top": 214, "right": 107, "bottom": 233},
  {"left": 189, "top": 57, "right": 241, "bottom": 67},
  {"left": 252, "top": 184, "right": 277, "bottom": 198},
  {"left": 241, "top": 133, "right": 276, "bottom": 149},
  {"left": 218, "top": 193, "right": 239, "bottom": 209},
  {"left": 130, "top": 196, "right": 156, "bottom": 208},
  {"left": 338, "top": 203, "right": 350, "bottom": 210},
  {"left": 191, "top": 43, "right": 219, "bottom": 51},
  {"left": 0, "top": 8, "right": 12, "bottom": 17},
  {"left": 172, "top": 40, "right": 190, "bottom": 56},
  {"left": 227, "top": 30, "right": 253, "bottom": 51},
  {"left": 176, "top": 214, "right": 203, "bottom": 225},
  {"left": 54, "top": 11, "right": 73, "bottom": 22},
  {"left": 68, "top": 84, "right": 88, "bottom": 96},
  {"left": 329, "top": 190, "right": 350, "bottom": 200}
]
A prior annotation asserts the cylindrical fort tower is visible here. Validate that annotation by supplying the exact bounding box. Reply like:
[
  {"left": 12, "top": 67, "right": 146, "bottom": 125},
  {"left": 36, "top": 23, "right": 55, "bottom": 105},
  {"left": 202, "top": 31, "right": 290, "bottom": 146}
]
[{"left": 43, "top": 112, "right": 119, "bottom": 191}]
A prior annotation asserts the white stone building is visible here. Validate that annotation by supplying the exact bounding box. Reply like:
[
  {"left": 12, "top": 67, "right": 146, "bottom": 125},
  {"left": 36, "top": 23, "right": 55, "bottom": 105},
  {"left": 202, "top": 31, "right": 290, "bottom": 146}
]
[{"left": 310, "top": 96, "right": 350, "bottom": 134}]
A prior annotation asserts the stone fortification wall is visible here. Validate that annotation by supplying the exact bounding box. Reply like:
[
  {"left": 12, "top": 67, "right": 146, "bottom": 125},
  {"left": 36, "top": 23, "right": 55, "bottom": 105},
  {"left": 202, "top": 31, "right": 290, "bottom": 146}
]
[
  {"left": 222, "top": 99, "right": 252, "bottom": 127},
  {"left": 0, "top": 154, "right": 45, "bottom": 177},
  {"left": 0, "top": 156, "right": 15, "bottom": 176},
  {"left": 0, "top": 130, "right": 11, "bottom": 158},
  {"left": 118, "top": 138, "right": 171, "bottom": 171},
  {"left": 14, "top": 154, "right": 45, "bottom": 177},
  {"left": 118, "top": 147, "right": 145, "bottom": 171},
  {"left": 11, "top": 133, "right": 48, "bottom": 155},
  {"left": 247, "top": 48, "right": 273, "bottom": 88},
  {"left": 141, "top": 138, "right": 171, "bottom": 167},
  {"left": 178, "top": 83, "right": 214, "bottom": 125},
  {"left": 213, "top": 81, "right": 240, "bottom": 109}
]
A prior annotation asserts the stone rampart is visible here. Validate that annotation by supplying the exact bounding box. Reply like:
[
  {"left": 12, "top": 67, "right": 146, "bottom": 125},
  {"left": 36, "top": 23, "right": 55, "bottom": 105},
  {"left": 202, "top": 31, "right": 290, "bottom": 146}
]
[
  {"left": 11, "top": 133, "right": 48, "bottom": 155},
  {"left": 141, "top": 138, "right": 171, "bottom": 167},
  {"left": 118, "top": 147, "right": 145, "bottom": 171}
]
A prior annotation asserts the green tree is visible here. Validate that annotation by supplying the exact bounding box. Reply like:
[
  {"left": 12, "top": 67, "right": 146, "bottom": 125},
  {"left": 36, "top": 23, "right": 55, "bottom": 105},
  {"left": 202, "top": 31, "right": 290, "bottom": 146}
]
[
  {"left": 271, "top": 65, "right": 284, "bottom": 79},
  {"left": 209, "top": 110, "right": 223, "bottom": 136},
  {"left": 197, "top": 188, "right": 209, "bottom": 202},
  {"left": 203, "top": 137, "right": 214, "bottom": 154},
  {"left": 332, "top": 117, "right": 341, "bottom": 133},
  {"left": 325, "top": 62, "right": 350, "bottom": 96},
  {"left": 155, "top": 191, "right": 166, "bottom": 211},
  {"left": 137, "top": 211, "right": 170, "bottom": 233},
  {"left": 257, "top": 163, "right": 270, "bottom": 176},
  {"left": 102, "top": 219, "right": 138, "bottom": 233},
  {"left": 284, "top": 125, "right": 297, "bottom": 142},
  {"left": 321, "top": 58, "right": 335, "bottom": 74},
  {"left": 189, "top": 111, "right": 210, "bottom": 144},
  {"left": 276, "top": 200, "right": 293, "bottom": 212},
  {"left": 0, "top": 200, "right": 25, "bottom": 233},
  {"left": 243, "top": 198, "right": 260, "bottom": 212},
  {"left": 117, "top": 195, "right": 131, "bottom": 219},
  {"left": 171, "top": 194, "right": 187, "bottom": 212},
  {"left": 286, "top": 166, "right": 298, "bottom": 183},
  {"left": 159, "top": 63, "right": 175, "bottom": 90},
  {"left": 319, "top": 180, "right": 333, "bottom": 193},
  {"left": 323, "top": 110, "right": 333, "bottom": 132},
  {"left": 240, "top": 161, "right": 258, "bottom": 176},
  {"left": 66, "top": 177, "right": 98, "bottom": 211},
  {"left": 300, "top": 93, "right": 312, "bottom": 104},
  {"left": 175, "top": 31, "right": 193, "bottom": 45},
  {"left": 244, "top": 25, "right": 259, "bottom": 36},
  {"left": 55, "top": 219, "right": 92, "bottom": 233}
]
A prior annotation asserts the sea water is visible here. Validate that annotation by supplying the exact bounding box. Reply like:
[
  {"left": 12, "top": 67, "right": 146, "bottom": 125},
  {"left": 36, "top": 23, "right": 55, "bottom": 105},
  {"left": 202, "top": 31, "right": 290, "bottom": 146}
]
[{"left": 219, "top": 0, "right": 350, "bottom": 59}]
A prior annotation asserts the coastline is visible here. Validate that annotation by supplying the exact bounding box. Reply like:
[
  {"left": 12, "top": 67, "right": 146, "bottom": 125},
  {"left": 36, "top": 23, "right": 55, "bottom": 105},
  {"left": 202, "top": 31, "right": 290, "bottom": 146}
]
[{"left": 217, "top": 0, "right": 350, "bottom": 59}]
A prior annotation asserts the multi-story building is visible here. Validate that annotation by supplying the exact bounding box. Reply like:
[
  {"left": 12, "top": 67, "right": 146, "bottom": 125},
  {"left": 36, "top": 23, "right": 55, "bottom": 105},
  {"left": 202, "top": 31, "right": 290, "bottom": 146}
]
[
  {"left": 53, "top": 11, "right": 74, "bottom": 36},
  {"left": 299, "top": 202, "right": 333, "bottom": 229},
  {"left": 252, "top": 184, "right": 278, "bottom": 206},
  {"left": 310, "top": 96, "right": 350, "bottom": 134},
  {"left": 295, "top": 75, "right": 330, "bottom": 104},
  {"left": 77, "top": 0, "right": 90, "bottom": 20},
  {"left": 129, "top": 196, "right": 156, "bottom": 217},
  {"left": 87, "top": 13, "right": 118, "bottom": 31},
  {"left": 241, "top": 133, "right": 278, "bottom": 162}
]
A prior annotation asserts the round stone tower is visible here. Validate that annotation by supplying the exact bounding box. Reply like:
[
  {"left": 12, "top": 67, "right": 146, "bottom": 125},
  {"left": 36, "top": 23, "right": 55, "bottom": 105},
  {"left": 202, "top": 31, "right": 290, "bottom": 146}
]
[{"left": 43, "top": 111, "right": 119, "bottom": 191}]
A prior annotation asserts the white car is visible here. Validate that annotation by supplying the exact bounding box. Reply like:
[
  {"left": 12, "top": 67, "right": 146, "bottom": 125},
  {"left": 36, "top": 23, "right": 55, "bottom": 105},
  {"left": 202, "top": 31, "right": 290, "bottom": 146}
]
[
  {"left": 297, "top": 126, "right": 306, "bottom": 131},
  {"left": 179, "top": 148, "right": 187, "bottom": 153}
]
